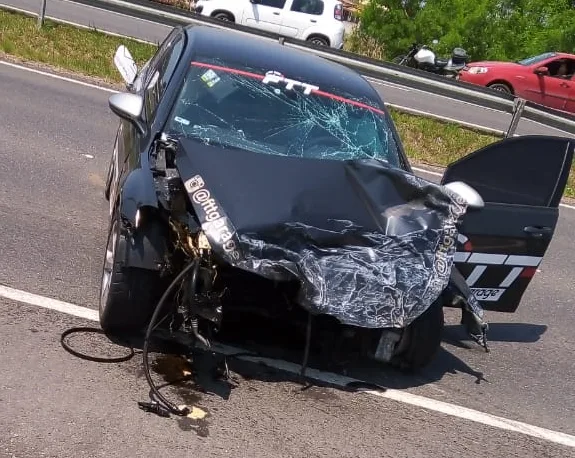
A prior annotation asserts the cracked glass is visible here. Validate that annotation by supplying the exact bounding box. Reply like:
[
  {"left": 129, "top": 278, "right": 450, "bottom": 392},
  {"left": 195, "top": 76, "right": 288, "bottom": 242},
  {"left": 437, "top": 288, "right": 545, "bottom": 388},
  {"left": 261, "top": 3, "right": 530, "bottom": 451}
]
[{"left": 166, "top": 61, "right": 402, "bottom": 168}]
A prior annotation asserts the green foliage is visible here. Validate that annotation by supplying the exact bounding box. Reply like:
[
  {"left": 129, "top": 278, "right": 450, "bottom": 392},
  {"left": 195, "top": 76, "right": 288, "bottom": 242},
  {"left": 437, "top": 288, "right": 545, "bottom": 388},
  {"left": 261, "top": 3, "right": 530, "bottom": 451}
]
[{"left": 355, "top": 0, "right": 575, "bottom": 62}]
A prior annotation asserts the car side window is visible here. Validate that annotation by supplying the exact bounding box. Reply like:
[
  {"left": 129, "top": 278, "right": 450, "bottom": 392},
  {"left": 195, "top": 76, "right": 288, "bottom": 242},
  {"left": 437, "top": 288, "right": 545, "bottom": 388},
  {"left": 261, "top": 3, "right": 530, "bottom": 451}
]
[
  {"left": 291, "top": 0, "right": 324, "bottom": 15},
  {"left": 260, "top": 0, "right": 286, "bottom": 8},
  {"left": 545, "top": 58, "right": 575, "bottom": 79},
  {"left": 143, "top": 32, "right": 185, "bottom": 122},
  {"left": 442, "top": 136, "right": 573, "bottom": 207}
]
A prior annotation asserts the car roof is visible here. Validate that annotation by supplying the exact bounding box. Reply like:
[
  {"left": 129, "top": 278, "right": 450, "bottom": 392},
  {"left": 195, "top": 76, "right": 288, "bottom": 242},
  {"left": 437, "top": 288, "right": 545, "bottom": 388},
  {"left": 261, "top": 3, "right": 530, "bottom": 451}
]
[
  {"left": 556, "top": 52, "right": 575, "bottom": 59},
  {"left": 183, "top": 25, "right": 383, "bottom": 106}
]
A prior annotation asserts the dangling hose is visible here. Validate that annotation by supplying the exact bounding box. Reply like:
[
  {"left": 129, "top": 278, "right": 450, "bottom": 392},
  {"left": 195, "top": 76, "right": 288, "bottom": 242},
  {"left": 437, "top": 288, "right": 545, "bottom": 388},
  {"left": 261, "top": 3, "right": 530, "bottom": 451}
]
[{"left": 138, "top": 258, "right": 200, "bottom": 418}]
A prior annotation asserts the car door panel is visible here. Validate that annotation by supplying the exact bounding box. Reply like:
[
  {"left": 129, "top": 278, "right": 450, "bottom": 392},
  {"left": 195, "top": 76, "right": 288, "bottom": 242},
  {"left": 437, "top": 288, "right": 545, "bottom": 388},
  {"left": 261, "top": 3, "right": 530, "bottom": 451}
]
[
  {"left": 564, "top": 78, "right": 575, "bottom": 114},
  {"left": 453, "top": 204, "right": 558, "bottom": 312},
  {"left": 280, "top": 0, "right": 323, "bottom": 38},
  {"left": 244, "top": 0, "right": 285, "bottom": 33},
  {"left": 532, "top": 76, "right": 571, "bottom": 111},
  {"left": 524, "top": 57, "right": 575, "bottom": 110},
  {"left": 441, "top": 135, "right": 574, "bottom": 313}
]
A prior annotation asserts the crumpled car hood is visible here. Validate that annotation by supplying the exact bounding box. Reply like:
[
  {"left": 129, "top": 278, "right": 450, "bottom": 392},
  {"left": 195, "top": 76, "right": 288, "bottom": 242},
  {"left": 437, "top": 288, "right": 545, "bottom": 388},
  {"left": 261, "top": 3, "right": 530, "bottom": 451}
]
[{"left": 175, "top": 137, "right": 469, "bottom": 329}]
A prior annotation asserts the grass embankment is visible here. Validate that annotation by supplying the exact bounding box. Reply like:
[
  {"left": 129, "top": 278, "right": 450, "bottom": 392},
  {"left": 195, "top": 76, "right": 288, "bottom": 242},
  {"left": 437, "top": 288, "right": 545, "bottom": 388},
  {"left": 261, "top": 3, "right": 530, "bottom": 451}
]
[{"left": 1, "top": 10, "right": 573, "bottom": 198}]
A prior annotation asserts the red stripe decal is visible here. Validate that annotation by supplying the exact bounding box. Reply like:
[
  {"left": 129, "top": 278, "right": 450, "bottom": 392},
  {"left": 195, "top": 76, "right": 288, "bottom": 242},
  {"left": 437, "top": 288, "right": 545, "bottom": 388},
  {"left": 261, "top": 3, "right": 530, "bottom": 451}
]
[
  {"left": 192, "top": 61, "right": 264, "bottom": 81},
  {"left": 191, "top": 61, "right": 385, "bottom": 116},
  {"left": 520, "top": 267, "right": 537, "bottom": 278}
]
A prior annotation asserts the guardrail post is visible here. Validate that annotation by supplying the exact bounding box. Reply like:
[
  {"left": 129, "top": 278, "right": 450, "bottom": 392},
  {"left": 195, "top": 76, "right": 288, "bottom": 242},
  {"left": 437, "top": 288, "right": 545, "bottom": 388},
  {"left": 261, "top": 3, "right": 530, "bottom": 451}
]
[
  {"left": 37, "top": 0, "right": 47, "bottom": 29},
  {"left": 505, "top": 98, "right": 526, "bottom": 138}
]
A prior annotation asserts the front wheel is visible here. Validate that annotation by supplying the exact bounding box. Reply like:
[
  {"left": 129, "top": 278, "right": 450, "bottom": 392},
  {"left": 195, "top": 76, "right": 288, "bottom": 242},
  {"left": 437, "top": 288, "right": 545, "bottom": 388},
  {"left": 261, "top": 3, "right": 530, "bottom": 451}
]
[
  {"left": 307, "top": 36, "right": 329, "bottom": 46},
  {"left": 99, "top": 211, "right": 166, "bottom": 337},
  {"left": 488, "top": 82, "right": 512, "bottom": 94},
  {"left": 213, "top": 12, "right": 233, "bottom": 21},
  {"left": 392, "top": 298, "right": 445, "bottom": 371}
]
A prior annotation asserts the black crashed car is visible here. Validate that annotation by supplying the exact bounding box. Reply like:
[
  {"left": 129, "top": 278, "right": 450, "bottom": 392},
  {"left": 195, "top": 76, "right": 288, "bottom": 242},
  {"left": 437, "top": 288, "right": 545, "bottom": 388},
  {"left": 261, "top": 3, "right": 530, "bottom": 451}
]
[{"left": 100, "top": 25, "right": 574, "bottom": 375}]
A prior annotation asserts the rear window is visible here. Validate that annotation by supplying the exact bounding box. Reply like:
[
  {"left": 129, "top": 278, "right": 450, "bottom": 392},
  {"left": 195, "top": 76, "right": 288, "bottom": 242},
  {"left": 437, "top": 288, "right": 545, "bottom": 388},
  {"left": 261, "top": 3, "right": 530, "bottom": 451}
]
[{"left": 166, "top": 60, "right": 402, "bottom": 167}]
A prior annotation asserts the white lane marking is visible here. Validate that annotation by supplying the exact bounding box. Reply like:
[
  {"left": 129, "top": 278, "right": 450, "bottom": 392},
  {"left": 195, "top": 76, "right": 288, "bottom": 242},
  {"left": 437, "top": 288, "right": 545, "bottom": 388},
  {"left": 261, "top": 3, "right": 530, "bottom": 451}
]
[
  {"left": 385, "top": 103, "right": 508, "bottom": 137},
  {"left": 368, "top": 77, "right": 506, "bottom": 114},
  {"left": 1, "top": 283, "right": 575, "bottom": 448},
  {"left": 365, "top": 77, "right": 411, "bottom": 92},
  {"left": 0, "top": 284, "right": 99, "bottom": 321},
  {"left": 57, "top": 0, "right": 172, "bottom": 30},
  {"left": 0, "top": 3, "right": 161, "bottom": 45},
  {"left": 1, "top": 58, "right": 574, "bottom": 212},
  {"left": 0, "top": 60, "right": 119, "bottom": 93},
  {"left": 412, "top": 166, "right": 442, "bottom": 177}
]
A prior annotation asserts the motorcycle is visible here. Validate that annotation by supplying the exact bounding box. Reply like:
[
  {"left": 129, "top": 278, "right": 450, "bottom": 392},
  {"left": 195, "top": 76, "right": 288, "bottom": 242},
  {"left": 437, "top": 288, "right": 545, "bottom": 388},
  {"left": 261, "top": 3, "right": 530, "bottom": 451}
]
[{"left": 393, "top": 41, "right": 469, "bottom": 79}]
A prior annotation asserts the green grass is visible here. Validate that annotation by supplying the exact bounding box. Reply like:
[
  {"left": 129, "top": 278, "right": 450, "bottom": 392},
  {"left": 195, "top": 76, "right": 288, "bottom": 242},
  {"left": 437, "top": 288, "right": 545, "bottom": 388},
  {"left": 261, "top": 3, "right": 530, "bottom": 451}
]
[
  {"left": 0, "top": 10, "right": 156, "bottom": 83},
  {"left": 1, "top": 9, "right": 573, "bottom": 199}
]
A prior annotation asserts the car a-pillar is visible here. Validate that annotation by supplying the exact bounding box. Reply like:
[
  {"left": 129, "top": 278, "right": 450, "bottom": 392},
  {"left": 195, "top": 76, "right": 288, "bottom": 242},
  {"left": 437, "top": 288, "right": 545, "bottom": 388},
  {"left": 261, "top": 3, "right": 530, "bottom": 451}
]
[{"left": 98, "top": 170, "right": 171, "bottom": 338}]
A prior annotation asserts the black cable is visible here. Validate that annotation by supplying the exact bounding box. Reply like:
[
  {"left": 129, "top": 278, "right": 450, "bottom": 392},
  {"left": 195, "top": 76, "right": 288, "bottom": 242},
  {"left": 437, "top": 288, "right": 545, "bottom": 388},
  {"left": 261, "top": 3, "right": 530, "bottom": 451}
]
[
  {"left": 60, "top": 327, "right": 135, "bottom": 363},
  {"left": 140, "top": 258, "right": 200, "bottom": 418}
]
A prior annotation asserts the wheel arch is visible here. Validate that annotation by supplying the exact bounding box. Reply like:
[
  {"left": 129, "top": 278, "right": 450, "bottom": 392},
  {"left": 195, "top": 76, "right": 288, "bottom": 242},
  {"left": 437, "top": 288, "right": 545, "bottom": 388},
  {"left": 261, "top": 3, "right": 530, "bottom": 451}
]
[
  {"left": 112, "top": 169, "right": 168, "bottom": 272},
  {"left": 116, "top": 168, "right": 159, "bottom": 228}
]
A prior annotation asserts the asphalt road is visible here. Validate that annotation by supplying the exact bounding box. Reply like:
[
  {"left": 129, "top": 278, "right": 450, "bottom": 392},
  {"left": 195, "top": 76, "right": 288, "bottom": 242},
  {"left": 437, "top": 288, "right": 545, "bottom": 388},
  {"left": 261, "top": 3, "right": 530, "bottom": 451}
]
[
  {"left": 1, "top": 60, "right": 575, "bottom": 457},
  {"left": 1, "top": 0, "right": 572, "bottom": 138}
]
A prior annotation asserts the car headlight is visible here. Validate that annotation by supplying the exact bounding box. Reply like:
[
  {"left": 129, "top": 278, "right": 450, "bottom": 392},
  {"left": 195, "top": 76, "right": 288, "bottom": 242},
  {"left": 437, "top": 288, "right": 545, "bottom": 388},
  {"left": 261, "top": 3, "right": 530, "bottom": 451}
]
[{"left": 468, "top": 67, "right": 489, "bottom": 74}]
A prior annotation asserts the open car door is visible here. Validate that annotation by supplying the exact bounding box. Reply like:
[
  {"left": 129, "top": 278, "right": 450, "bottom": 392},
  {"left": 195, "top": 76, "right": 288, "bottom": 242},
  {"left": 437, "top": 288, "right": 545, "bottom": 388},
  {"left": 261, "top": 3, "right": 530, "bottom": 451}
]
[{"left": 441, "top": 135, "right": 574, "bottom": 312}]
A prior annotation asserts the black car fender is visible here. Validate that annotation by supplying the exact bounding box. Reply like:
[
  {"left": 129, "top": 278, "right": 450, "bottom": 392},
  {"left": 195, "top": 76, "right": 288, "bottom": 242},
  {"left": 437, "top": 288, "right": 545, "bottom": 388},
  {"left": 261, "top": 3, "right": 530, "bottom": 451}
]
[
  {"left": 116, "top": 168, "right": 167, "bottom": 272},
  {"left": 118, "top": 168, "right": 159, "bottom": 227}
]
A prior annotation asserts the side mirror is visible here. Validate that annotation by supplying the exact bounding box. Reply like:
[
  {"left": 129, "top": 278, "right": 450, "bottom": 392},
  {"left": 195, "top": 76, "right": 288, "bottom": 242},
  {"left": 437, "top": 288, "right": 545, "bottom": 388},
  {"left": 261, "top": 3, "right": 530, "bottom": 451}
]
[
  {"left": 534, "top": 66, "right": 549, "bottom": 76},
  {"left": 108, "top": 93, "right": 147, "bottom": 136},
  {"left": 114, "top": 45, "right": 138, "bottom": 88},
  {"left": 432, "top": 39, "right": 439, "bottom": 45},
  {"left": 444, "top": 181, "right": 485, "bottom": 209}
]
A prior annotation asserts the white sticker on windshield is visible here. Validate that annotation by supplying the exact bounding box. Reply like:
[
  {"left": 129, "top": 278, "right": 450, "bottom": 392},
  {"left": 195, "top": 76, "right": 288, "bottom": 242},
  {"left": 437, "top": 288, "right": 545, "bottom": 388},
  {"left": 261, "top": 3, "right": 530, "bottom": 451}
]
[
  {"left": 201, "top": 69, "right": 221, "bottom": 88},
  {"left": 174, "top": 116, "right": 190, "bottom": 126},
  {"left": 262, "top": 70, "right": 319, "bottom": 95}
]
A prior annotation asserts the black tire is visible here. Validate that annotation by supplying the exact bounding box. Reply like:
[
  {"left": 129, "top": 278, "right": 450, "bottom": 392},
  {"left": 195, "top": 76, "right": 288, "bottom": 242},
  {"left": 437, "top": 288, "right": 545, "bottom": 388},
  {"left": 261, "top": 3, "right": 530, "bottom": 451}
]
[
  {"left": 392, "top": 298, "right": 445, "bottom": 371},
  {"left": 488, "top": 82, "right": 512, "bottom": 94},
  {"left": 307, "top": 36, "right": 329, "bottom": 46},
  {"left": 213, "top": 12, "right": 233, "bottom": 21},
  {"left": 98, "top": 211, "right": 166, "bottom": 336}
]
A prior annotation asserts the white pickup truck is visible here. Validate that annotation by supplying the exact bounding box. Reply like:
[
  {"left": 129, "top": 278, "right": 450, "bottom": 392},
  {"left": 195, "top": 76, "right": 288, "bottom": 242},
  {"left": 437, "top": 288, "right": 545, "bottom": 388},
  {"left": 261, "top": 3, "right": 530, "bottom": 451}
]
[{"left": 193, "top": 0, "right": 346, "bottom": 48}]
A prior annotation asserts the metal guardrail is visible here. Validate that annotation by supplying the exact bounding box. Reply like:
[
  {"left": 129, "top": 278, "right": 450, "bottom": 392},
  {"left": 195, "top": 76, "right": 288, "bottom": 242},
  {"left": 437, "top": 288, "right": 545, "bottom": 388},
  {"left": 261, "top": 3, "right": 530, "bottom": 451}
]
[{"left": 32, "top": 0, "right": 575, "bottom": 134}]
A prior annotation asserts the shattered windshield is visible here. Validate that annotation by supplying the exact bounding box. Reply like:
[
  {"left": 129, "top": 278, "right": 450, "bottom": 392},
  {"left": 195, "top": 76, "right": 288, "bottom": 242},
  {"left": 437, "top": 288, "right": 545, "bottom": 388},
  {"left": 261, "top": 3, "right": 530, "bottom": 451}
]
[{"left": 165, "top": 61, "right": 402, "bottom": 167}]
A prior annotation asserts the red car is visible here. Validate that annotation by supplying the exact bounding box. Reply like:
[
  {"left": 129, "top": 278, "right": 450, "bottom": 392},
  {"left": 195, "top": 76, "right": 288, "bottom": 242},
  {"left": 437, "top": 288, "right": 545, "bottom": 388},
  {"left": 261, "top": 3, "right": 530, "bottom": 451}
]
[{"left": 458, "top": 52, "right": 575, "bottom": 114}]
